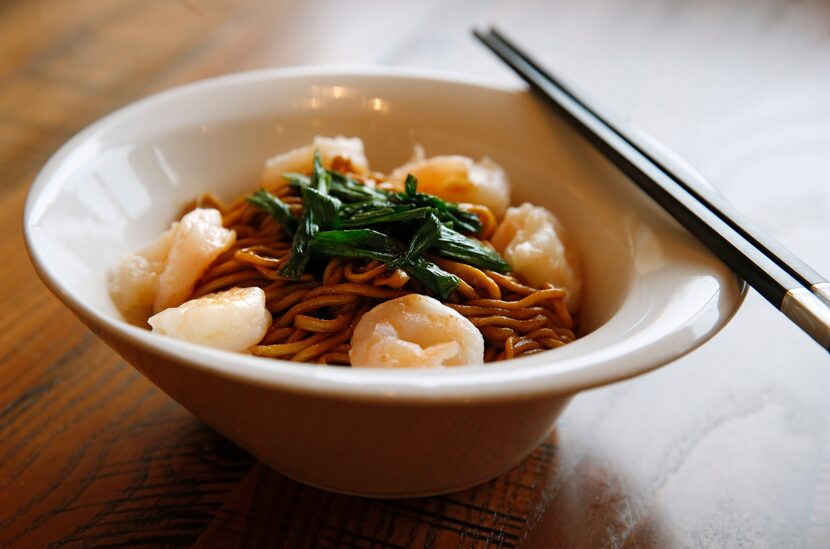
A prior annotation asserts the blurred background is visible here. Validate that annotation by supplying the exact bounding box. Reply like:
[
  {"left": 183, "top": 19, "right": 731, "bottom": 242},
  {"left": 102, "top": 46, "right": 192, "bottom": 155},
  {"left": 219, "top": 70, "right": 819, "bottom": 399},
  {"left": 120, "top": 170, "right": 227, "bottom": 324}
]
[{"left": 2, "top": 0, "right": 830, "bottom": 547}]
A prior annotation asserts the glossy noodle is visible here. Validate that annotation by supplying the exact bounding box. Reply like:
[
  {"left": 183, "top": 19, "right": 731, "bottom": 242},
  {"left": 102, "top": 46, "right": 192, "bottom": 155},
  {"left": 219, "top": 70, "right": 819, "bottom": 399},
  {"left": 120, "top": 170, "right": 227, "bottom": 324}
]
[
  {"left": 110, "top": 137, "right": 581, "bottom": 367},
  {"left": 188, "top": 183, "right": 576, "bottom": 365}
]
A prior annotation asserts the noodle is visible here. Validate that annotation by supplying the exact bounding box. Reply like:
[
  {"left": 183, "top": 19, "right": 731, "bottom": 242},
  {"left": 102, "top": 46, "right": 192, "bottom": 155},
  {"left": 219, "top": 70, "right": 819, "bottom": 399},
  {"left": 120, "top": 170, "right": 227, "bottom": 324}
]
[{"left": 187, "top": 182, "right": 577, "bottom": 365}]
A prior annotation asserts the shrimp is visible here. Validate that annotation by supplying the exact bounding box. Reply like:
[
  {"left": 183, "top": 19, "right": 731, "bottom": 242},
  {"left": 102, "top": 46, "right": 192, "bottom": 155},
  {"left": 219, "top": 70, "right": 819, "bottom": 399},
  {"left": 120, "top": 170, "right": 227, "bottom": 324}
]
[
  {"left": 349, "top": 294, "right": 484, "bottom": 368},
  {"left": 148, "top": 287, "right": 271, "bottom": 352},
  {"left": 109, "top": 208, "right": 235, "bottom": 323},
  {"left": 389, "top": 155, "right": 510, "bottom": 218},
  {"left": 154, "top": 208, "right": 236, "bottom": 313},
  {"left": 109, "top": 224, "right": 177, "bottom": 324},
  {"left": 261, "top": 136, "right": 369, "bottom": 187},
  {"left": 491, "top": 203, "right": 582, "bottom": 314}
]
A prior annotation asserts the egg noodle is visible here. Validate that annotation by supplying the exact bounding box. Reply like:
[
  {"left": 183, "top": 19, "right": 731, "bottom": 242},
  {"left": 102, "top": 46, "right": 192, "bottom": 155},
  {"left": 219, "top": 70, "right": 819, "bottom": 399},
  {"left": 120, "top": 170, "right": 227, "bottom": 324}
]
[{"left": 189, "top": 167, "right": 577, "bottom": 365}]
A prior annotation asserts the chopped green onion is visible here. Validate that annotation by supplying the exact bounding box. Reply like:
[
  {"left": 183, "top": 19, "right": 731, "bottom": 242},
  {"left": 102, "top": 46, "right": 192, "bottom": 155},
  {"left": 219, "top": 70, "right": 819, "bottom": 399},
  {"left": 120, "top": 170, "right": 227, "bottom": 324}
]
[
  {"left": 433, "top": 223, "right": 511, "bottom": 273},
  {"left": 311, "top": 228, "right": 461, "bottom": 299},
  {"left": 311, "top": 149, "right": 331, "bottom": 193},
  {"left": 404, "top": 173, "right": 418, "bottom": 196},
  {"left": 402, "top": 257, "right": 461, "bottom": 299},
  {"left": 390, "top": 187, "right": 482, "bottom": 234},
  {"left": 280, "top": 209, "right": 316, "bottom": 278},
  {"left": 392, "top": 213, "right": 442, "bottom": 268},
  {"left": 280, "top": 153, "right": 339, "bottom": 278},
  {"left": 281, "top": 172, "right": 310, "bottom": 187},
  {"left": 246, "top": 148, "right": 507, "bottom": 294},
  {"left": 311, "top": 228, "right": 399, "bottom": 257},
  {"left": 341, "top": 206, "right": 434, "bottom": 228},
  {"left": 328, "top": 171, "right": 389, "bottom": 203},
  {"left": 245, "top": 189, "right": 297, "bottom": 236},
  {"left": 303, "top": 186, "right": 341, "bottom": 230}
]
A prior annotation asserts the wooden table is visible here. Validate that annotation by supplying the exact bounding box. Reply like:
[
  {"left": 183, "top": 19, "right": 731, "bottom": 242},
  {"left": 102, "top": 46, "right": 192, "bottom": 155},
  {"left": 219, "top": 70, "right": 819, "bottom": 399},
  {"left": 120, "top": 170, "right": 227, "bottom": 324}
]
[{"left": 3, "top": 0, "right": 829, "bottom": 546}]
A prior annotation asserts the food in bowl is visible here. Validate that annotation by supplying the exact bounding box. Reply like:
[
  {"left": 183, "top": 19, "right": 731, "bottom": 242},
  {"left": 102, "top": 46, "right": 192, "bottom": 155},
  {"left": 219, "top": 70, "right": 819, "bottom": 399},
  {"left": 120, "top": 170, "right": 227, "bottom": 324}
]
[
  {"left": 108, "top": 135, "right": 583, "bottom": 367},
  {"left": 25, "top": 69, "right": 743, "bottom": 496}
]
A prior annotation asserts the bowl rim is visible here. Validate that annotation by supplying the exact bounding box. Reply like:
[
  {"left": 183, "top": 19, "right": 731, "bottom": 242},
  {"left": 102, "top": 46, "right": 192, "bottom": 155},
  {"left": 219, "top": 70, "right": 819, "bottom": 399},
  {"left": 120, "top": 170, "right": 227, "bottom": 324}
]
[{"left": 23, "top": 65, "right": 746, "bottom": 403}]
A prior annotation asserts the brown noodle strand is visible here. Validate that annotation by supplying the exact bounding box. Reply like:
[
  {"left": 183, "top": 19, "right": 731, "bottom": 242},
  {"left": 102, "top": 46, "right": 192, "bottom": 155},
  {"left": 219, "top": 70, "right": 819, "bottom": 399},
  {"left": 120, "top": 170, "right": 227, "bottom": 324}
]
[
  {"left": 264, "top": 281, "right": 318, "bottom": 302},
  {"left": 525, "top": 327, "right": 567, "bottom": 341},
  {"left": 193, "top": 270, "right": 264, "bottom": 297},
  {"left": 454, "top": 279, "right": 480, "bottom": 300},
  {"left": 267, "top": 289, "right": 315, "bottom": 315},
  {"left": 293, "top": 332, "right": 351, "bottom": 362},
  {"left": 445, "top": 304, "right": 556, "bottom": 320},
  {"left": 344, "top": 261, "right": 387, "bottom": 283},
  {"left": 318, "top": 352, "right": 351, "bottom": 365},
  {"left": 251, "top": 333, "right": 328, "bottom": 357},
  {"left": 460, "top": 203, "right": 497, "bottom": 240},
  {"left": 188, "top": 183, "right": 577, "bottom": 365},
  {"left": 504, "top": 336, "right": 518, "bottom": 360},
  {"left": 551, "top": 298, "right": 574, "bottom": 330},
  {"left": 262, "top": 326, "right": 295, "bottom": 345},
  {"left": 323, "top": 257, "right": 346, "bottom": 284},
  {"left": 235, "top": 231, "right": 286, "bottom": 248},
  {"left": 538, "top": 337, "right": 566, "bottom": 349},
  {"left": 479, "top": 326, "right": 517, "bottom": 342},
  {"left": 201, "top": 258, "right": 249, "bottom": 281},
  {"left": 433, "top": 258, "right": 501, "bottom": 300},
  {"left": 251, "top": 265, "right": 286, "bottom": 281},
  {"left": 469, "top": 314, "right": 549, "bottom": 333},
  {"left": 294, "top": 313, "right": 351, "bottom": 333},
  {"left": 467, "top": 289, "right": 566, "bottom": 310},
  {"left": 235, "top": 246, "right": 290, "bottom": 267},
  {"left": 292, "top": 312, "right": 364, "bottom": 363},
  {"left": 275, "top": 293, "right": 361, "bottom": 328},
  {"left": 303, "top": 283, "right": 409, "bottom": 300},
  {"left": 288, "top": 329, "right": 311, "bottom": 344},
  {"left": 512, "top": 338, "right": 543, "bottom": 355},
  {"left": 484, "top": 270, "right": 537, "bottom": 296},
  {"left": 374, "top": 269, "right": 409, "bottom": 288},
  {"left": 484, "top": 347, "right": 500, "bottom": 362}
]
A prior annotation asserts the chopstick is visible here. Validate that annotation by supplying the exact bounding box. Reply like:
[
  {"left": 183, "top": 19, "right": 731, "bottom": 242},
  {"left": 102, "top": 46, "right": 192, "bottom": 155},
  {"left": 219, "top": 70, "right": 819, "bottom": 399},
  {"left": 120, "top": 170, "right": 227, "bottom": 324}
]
[
  {"left": 473, "top": 27, "right": 830, "bottom": 353},
  {"left": 482, "top": 28, "right": 830, "bottom": 309}
]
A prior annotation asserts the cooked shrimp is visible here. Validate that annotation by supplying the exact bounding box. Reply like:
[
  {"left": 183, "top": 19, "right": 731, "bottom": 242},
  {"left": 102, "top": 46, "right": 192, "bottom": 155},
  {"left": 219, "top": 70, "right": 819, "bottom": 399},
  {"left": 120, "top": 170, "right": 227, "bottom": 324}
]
[
  {"left": 109, "top": 208, "right": 235, "bottom": 323},
  {"left": 389, "top": 155, "right": 510, "bottom": 218},
  {"left": 149, "top": 287, "right": 271, "bottom": 352},
  {"left": 109, "top": 225, "right": 177, "bottom": 324},
  {"left": 153, "top": 208, "right": 236, "bottom": 313},
  {"left": 261, "top": 136, "right": 369, "bottom": 187},
  {"left": 492, "top": 203, "right": 582, "bottom": 314},
  {"left": 349, "top": 294, "right": 484, "bottom": 368}
]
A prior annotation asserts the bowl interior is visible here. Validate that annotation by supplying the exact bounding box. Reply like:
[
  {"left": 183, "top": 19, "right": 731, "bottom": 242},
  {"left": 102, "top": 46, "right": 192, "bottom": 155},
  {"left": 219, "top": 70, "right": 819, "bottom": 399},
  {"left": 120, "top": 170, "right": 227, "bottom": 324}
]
[{"left": 25, "top": 68, "right": 743, "bottom": 400}]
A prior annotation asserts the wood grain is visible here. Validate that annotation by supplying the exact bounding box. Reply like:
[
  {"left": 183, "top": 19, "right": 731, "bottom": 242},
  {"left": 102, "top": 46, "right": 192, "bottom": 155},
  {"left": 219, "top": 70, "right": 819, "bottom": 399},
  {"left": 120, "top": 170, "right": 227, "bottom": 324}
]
[{"left": 2, "top": 0, "right": 830, "bottom": 547}]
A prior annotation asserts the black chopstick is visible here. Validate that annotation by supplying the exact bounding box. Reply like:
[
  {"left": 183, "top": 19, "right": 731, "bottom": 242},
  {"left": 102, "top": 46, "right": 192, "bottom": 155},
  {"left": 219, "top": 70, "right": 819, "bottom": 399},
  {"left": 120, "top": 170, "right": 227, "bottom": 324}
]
[
  {"left": 485, "top": 27, "right": 830, "bottom": 309},
  {"left": 474, "top": 27, "right": 830, "bottom": 353}
]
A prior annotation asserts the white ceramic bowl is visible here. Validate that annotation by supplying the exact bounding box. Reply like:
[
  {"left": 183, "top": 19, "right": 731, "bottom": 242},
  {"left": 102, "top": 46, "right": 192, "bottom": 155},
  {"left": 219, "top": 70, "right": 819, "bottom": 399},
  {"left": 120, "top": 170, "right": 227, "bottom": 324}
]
[{"left": 24, "top": 67, "right": 744, "bottom": 497}]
